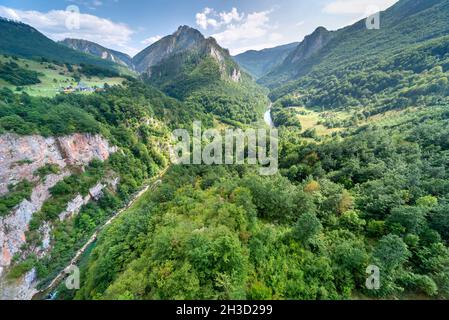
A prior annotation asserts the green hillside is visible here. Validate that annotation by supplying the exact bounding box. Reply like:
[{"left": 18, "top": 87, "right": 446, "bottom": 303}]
[
  {"left": 137, "top": 26, "right": 269, "bottom": 125},
  {"left": 0, "top": 18, "right": 126, "bottom": 74},
  {"left": 262, "top": 0, "right": 449, "bottom": 114},
  {"left": 0, "top": 55, "right": 126, "bottom": 97}
]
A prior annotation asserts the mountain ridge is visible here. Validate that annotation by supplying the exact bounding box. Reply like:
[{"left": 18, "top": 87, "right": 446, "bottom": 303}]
[
  {"left": 233, "top": 42, "right": 299, "bottom": 79},
  {"left": 260, "top": 0, "right": 449, "bottom": 88},
  {"left": 0, "top": 17, "right": 124, "bottom": 72},
  {"left": 59, "top": 38, "right": 134, "bottom": 69}
]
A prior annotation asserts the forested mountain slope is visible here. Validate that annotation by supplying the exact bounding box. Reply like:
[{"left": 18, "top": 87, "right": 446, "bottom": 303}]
[
  {"left": 134, "top": 26, "right": 268, "bottom": 125},
  {"left": 70, "top": 0, "right": 449, "bottom": 301},
  {"left": 0, "top": 18, "right": 125, "bottom": 73},
  {"left": 0, "top": 79, "right": 215, "bottom": 298},
  {"left": 233, "top": 42, "right": 299, "bottom": 79},
  {"left": 2, "top": 0, "right": 449, "bottom": 302},
  {"left": 262, "top": 0, "right": 449, "bottom": 113},
  {"left": 74, "top": 104, "right": 449, "bottom": 300}
]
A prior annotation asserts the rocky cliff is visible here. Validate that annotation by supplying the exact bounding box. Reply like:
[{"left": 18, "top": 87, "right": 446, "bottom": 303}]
[
  {"left": 0, "top": 133, "right": 116, "bottom": 300},
  {"left": 133, "top": 25, "right": 241, "bottom": 82}
]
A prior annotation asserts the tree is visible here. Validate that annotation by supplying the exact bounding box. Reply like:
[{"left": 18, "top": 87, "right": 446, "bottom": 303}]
[
  {"left": 293, "top": 212, "right": 322, "bottom": 244},
  {"left": 429, "top": 204, "right": 449, "bottom": 241},
  {"left": 386, "top": 206, "right": 427, "bottom": 235},
  {"left": 373, "top": 234, "right": 410, "bottom": 271}
]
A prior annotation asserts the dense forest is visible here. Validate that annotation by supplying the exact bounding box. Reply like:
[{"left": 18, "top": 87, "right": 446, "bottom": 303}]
[
  {"left": 71, "top": 105, "right": 449, "bottom": 300},
  {"left": 0, "top": 81, "right": 196, "bottom": 287},
  {"left": 152, "top": 55, "right": 268, "bottom": 125},
  {"left": 67, "top": 0, "right": 449, "bottom": 300},
  {"left": 1, "top": 0, "right": 449, "bottom": 301}
]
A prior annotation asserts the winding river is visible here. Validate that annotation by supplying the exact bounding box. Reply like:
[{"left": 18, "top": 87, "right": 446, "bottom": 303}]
[{"left": 33, "top": 103, "right": 275, "bottom": 300}]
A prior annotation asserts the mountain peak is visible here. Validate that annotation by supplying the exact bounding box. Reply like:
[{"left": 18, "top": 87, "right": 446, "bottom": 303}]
[
  {"left": 174, "top": 25, "right": 204, "bottom": 39},
  {"left": 176, "top": 25, "right": 196, "bottom": 32},
  {"left": 285, "top": 26, "right": 334, "bottom": 65},
  {"left": 134, "top": 26, "right": 227, "bottom": 74},
  {"left": 313, "top": 26, "right": 328, "bottom": 33}
]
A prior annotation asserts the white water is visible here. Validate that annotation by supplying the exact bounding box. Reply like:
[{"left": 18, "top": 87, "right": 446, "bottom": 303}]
[{"left": 264, "top": 103, "right": 274, "bottom": 127}]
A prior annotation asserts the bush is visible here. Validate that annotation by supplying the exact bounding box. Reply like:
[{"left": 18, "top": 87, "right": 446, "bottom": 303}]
[{"left": 0, "top": 180, "right": 33, "bottom": 217}]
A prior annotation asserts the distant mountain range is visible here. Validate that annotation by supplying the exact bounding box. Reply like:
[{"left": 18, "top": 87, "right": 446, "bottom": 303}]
[
  {"left": 4, "top": 21, "right": 242, "bottom": 88},
  {"left": 59, "top": 38, "right": 134, "bottom": 69},
  {"left": 61, "top": 25, "right": 246, "bottom": 86},
  {"left": 259, "top": 0, "right": 449, "bottom": 88},
  {"left": 233, "top": 42, "right": 298, "bottom": 79},
  {"left": 3, "top": 0, "right": 447, "bottom": 109}
]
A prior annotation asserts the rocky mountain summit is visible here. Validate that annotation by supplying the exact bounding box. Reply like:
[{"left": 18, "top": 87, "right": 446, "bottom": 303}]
[{"left": 133, "top": 25, "right": 241, "bottom": 82}]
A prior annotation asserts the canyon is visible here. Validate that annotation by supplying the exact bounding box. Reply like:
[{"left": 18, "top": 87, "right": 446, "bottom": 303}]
[{"left": 0, "top": 133, "right": 116, "bottom": 299}]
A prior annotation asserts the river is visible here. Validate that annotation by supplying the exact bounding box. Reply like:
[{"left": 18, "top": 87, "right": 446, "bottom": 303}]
[
  {"left": 33, "top": 104, "right": 274, "bottom": 300},
  {"left": 32, "top": 168, "right": 168, "bottom": 300}
]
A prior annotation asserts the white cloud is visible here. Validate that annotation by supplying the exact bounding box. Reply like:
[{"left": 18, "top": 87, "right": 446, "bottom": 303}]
[
  {"left": 219, "top": 8, "right": 243, "bottom": 25},
  {"left": 323, "top": 0, "right": 398, "bottom": 15},
  {"left": 195, "top": 7, "right": 244, "bottom": 30},
  {"left": 210, "top": 10, "right": 287, "bottom": 55},
  {"left": 0, "top": 5, "right": 137, "bottom": 55},
  {"left": 141, "top": 35, "right": 162, "bottom": 46},
  {"left": 195, "top": 7, "right": 219, "bottom": 30}
]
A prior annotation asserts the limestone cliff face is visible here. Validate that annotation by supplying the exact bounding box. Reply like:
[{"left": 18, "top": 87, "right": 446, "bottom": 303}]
[
  {"left": 0, "top": 171, "right": 70, "bottom": 276},
  {"left": 0, "top": 133, "right": 116, "bottom": 299},
  {"left": 0, "top": 133, "right": 116, "bottom": 195}
]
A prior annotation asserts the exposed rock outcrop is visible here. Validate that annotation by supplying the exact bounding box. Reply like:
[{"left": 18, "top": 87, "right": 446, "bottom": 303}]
[
  {"left": 0, "top": 133, "right": 116, "bottom": 195},
  {"left": 58, "top": 183, "right": 105, "bottom": 221},
  {"left": 0, "top": 269, "right": 38, "bottom": 300},
  {"left": 231, "top": 69, "right": 241, "bottom": 82},
  {"left": 286, "top": 26, "right": 334, "bottom": 64},
  {"left": 133, "top": 25, "right": 242, "bottom": 82},
  {"left": 0, "top": 133, "right": 116, "bottom": 299},
  {"left": 0, "top": 134, "right": 65, "bottom": 195},
  {"left": 0, "top": 171, "right": 70, "bottom": 275}
]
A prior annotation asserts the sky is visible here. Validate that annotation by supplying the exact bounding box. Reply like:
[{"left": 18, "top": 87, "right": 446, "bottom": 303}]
[{"left": 0, "top": 0, "right": 399, "bottom": 56}]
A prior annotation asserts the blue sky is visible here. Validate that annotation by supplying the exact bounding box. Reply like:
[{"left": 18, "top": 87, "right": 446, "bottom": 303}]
[{"left": 0, "top": 0, "right": 398, "bottom": 56}]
